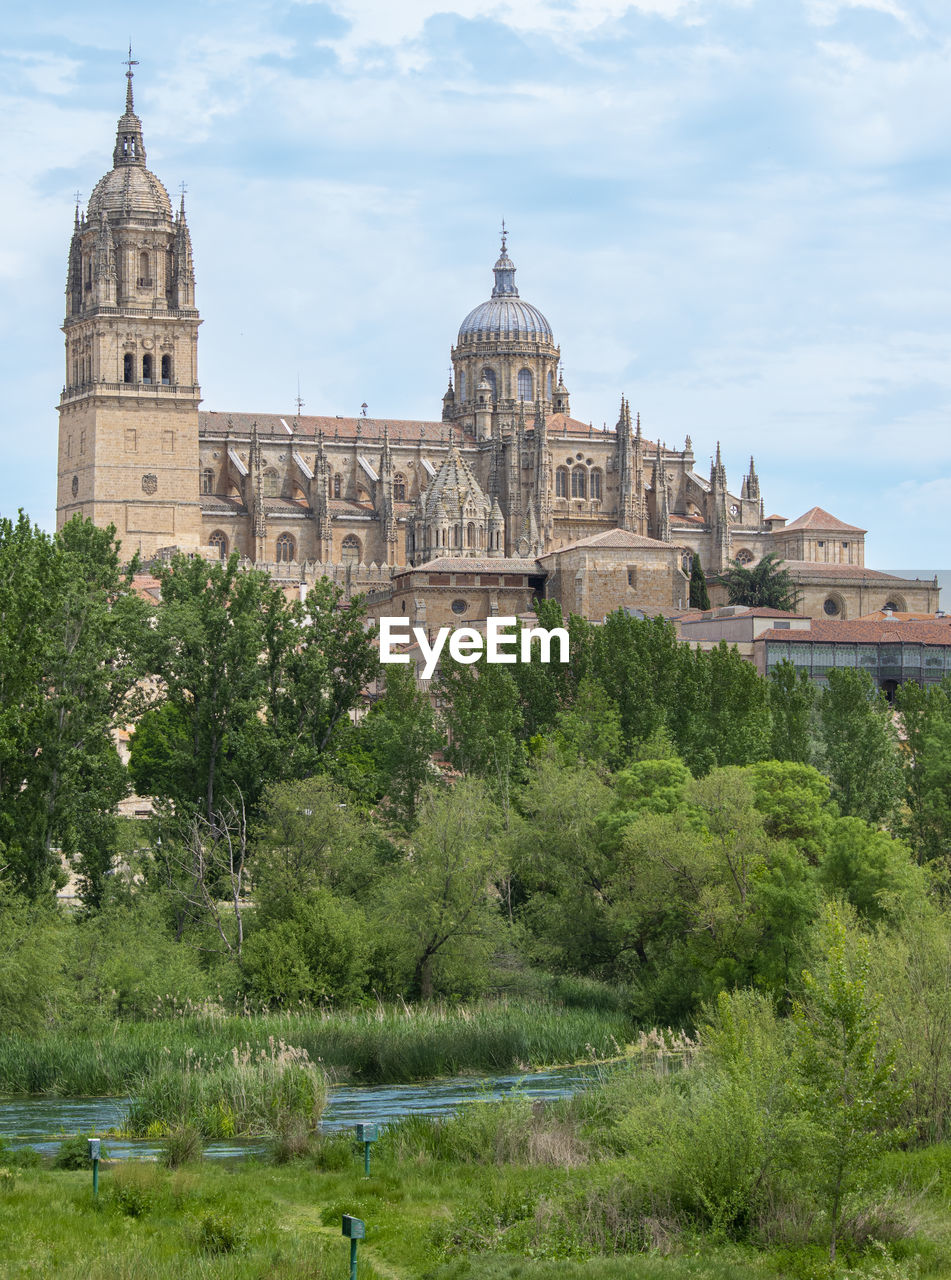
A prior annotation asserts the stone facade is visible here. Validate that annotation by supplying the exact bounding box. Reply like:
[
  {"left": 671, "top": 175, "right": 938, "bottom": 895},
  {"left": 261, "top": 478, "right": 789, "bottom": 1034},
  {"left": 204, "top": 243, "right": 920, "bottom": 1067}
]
[{"left": 56, "top": 70, "right": 939, "bottom": 625}]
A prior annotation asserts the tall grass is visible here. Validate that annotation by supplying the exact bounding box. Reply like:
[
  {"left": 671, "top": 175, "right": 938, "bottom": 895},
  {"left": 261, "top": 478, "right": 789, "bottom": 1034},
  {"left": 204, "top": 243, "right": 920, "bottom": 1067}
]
[
  {"left": 124, "top": 1039, "right": 326, "bottom": 1139},
  {"left": 0, "top": 1000, "right": 633, "bottom": 1096}
]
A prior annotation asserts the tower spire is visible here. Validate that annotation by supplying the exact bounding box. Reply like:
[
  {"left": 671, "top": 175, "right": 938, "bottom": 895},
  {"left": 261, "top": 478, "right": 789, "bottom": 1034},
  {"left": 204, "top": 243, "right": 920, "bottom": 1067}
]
[
  {"left": 491, "top": 226, "right": 518, "bottom": 298},
  {"left": 124, "top": 44, "right": 138, "bottom": 114}
]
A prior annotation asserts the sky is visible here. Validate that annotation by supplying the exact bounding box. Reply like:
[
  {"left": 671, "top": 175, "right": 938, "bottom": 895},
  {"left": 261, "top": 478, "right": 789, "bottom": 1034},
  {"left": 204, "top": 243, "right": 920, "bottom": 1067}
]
[{"left": 2, "top": 0, "right": 951, "bottom": 568}]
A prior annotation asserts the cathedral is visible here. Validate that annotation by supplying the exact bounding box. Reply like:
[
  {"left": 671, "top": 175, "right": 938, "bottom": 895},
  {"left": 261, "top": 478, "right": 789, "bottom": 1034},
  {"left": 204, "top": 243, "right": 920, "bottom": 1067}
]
[{"left": 56, "top": 67, "right": 939, "bottom": 623}]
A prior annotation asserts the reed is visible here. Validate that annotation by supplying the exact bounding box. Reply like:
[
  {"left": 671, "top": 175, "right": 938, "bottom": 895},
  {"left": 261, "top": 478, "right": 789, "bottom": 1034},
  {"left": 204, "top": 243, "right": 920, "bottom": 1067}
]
[
  {"left": 0, "top": 1000, "right": 632, "bottom": 1095},
  {"left": 124, "top": 1039, "right": 326, "bottom": 1139}
]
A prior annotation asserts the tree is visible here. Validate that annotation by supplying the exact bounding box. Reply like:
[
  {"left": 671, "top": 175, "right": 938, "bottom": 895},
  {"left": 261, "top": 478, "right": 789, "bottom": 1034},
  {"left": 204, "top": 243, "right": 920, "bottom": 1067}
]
[
  {"left": 0, "top": 513, "right": 146, "bottom": 900},
  {"left": 767, "top": 659, "right": 815, "bottom": 764},
  {"left": 689, "top": 555, "right": 711, "bottom": 610},
  {"left": 895, "top": 678, "right": 951, "bottom": 865},
  {"left": 818, "top": 668, "right": 901, "bottom": 826},
  {"left": 375, "top": 779, "right": 506, "bottom": 998},
  {"left": 438, "top": 659, "right": 525, "bottom": 804},
  {"left": 720, "top": 551, "right": 801, "bottom": 612},
  {"left": 135, "top": 553, "right": 279, "bottom": 823},
  {"left": 793, "top": 902, "right": 909, "bottom": 1262},
  {"left": 357, "top": 663, "right": 444, "bottom": 824},
  {"left": 550, "top": 675, "right": 623, "bottom": 770}
]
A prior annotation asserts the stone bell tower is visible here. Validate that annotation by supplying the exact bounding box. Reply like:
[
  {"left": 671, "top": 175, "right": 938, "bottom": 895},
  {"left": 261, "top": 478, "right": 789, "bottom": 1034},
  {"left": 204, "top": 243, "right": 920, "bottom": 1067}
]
[{"left": 56, "top": 54, "right": 202, "bottom": 558}]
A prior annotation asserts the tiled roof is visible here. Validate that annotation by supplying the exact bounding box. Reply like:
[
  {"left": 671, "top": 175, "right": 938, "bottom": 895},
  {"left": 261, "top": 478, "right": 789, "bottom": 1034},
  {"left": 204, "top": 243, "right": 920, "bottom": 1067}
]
[
  {"left": 764, "top": 514, "right": 786, "bottom": 521},
  {"left": 129, "top": 572, "right": 162, "bottom": 602},
  {"left": 783, "top": 506, "right": 866, "bottom": 534},
  {"left": 540, "top": 528, "right": 675, "bottom": 556},
  {"left": 759, "top": 619, "right": 951, "bottom": 645},
  {"left": 393, "top": 556, "right": 543, "bottom": 575},
  {"left": 857, "top": 610, "right": 950, "bottom": 622},
  {"left": 263, "top": 497, "right": 312, "bottom": 514},
  {"left": 200, "top": 411, "right": 448, "bottom": 443},
  {"left": 781, "top": 561, "right": 920, "bottom": 583}
]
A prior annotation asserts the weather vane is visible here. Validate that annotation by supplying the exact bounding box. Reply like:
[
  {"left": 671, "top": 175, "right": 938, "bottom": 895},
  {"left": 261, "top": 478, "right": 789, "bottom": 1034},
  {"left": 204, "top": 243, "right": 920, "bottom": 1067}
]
[
  {"left": 295, "top": 376, "right": 304, "bottom": 417},
  {"left": 124, "top": 44, "right": 138, "bottom": 81}
]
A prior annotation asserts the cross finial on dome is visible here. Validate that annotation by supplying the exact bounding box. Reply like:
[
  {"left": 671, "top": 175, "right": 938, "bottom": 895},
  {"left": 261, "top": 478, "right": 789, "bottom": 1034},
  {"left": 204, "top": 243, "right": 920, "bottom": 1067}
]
[
  {"left": 500, "top": 218, "right": 507, "bottom": 254},
  {"left": 124, "top": 44, "right": 138, "bottom": 114}
]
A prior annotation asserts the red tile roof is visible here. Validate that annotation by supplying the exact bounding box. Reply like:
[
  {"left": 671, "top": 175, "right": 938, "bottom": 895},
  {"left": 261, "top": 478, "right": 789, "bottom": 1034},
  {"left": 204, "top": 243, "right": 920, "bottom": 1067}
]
[
  {"left": 759, "top": 619, "right": 951, "bottom": 645},
  {"left": 783, "top": 506, "right": 866, "bottom": 533}
]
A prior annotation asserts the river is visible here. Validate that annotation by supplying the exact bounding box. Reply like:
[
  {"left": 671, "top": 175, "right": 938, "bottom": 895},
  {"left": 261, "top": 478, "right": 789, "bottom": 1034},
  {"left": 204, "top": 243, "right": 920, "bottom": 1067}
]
[{"left": 0, "top": 1064, "right": 600, "bottom": 1161}]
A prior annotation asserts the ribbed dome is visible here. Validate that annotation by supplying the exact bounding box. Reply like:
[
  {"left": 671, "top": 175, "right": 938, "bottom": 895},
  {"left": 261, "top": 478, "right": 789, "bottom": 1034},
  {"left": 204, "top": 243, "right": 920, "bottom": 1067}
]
[
  {"left": 88, "top": 165, "right": 173, "bottom": 220},
  {"left": 458, "top": 297, "right": 553, "bottom": 342},
  {"left": 457, "top": 233, "right": 554, "bottom": 344},
  {"left": 87, "top": 66, "right": 173, "bottom": 222}
]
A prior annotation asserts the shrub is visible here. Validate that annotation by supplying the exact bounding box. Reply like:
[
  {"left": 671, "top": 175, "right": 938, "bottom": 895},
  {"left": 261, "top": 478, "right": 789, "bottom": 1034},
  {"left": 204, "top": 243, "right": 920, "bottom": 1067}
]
[
  {"left": 194, "top": 1209, "right": 248, "bottom": 1255},
  {"left": 52, "top": 1132, "right": 109, "bottom": 1170},
  {"left": 0, "top": 1137, "right": 40, "bottom": 1169},
  {"left": 162, "top": 1123, "right": 203, "bottom": 1168}
]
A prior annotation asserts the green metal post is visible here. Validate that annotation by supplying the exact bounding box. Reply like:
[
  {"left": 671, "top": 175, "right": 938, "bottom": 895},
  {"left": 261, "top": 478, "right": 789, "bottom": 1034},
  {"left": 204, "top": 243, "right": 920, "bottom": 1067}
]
[
  {"left": 349, "top": 1237, "right": 358, "bottom": 1280},
  {"left": 364, "top": 1140, "right": 370, "bottom": 1177},
  {"left": 92, "top": 1158, "right": 99, "bottom": 1197}
]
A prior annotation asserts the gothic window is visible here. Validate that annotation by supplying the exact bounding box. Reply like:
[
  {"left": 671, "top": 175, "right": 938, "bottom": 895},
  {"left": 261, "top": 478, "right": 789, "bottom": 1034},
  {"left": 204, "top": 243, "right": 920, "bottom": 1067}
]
[
  {"left": 458, "top": 370, "right": 466, "bottom": 400},
  {"left": 591, "top": 468, "right": 603, "bottom": 501},
  {"left": 823, "top": 597, "right": 840, "bottom": 617},
  {"left": 142, "top": 354, "right": 153, "bottom": 384},
  {"left": 276, "top": 532, "right": 295, "bottom": 563},
  {"left": 333, "top": 474, "right": 342, "bottom": 499},
  {"left": 555, "top": 467, "right": 569, "bottom": 498},
  {"left": 735, "top": 549, "right": 754, "bottom": 565},
  {"left": 547, "top": 370, "right": 553, "bottom": 399},
  {"left": 883, "top": 601, "right": 899, "bottom": 613},
  {"left": 161, "top": 354, "right": 172, "bottom": 384},
  {"left": 123, "top": 353, "right": 134, "bottom": 383},
  {"left": 263, "top": 468, "right": 280, "bottom": 497},
  {"left": 393, "top": 472, "right": 406, "bottom": 501},
  {"left": 138, "top": 251, "right": 151, "bottom": 287},
  {"left": 481, "top": 367, "right": 497, "bottom": 400},
  {"left": 208, "top": 530, "right": 228, "bottom": 560},
  {"left": 466, "top": 522, "right": 475, "bottom": 548},
  {"left": 341, "top": 534, "right": 361, "bottom": 566},
  {"left": 201, "top": 468, "right": 214, "bottom": 494},
  {"left": 518, "top": 368, "right": 533, "bottom": 401},
  {"left": 571, "top": 467, "right": 586, "bottom": 498}
]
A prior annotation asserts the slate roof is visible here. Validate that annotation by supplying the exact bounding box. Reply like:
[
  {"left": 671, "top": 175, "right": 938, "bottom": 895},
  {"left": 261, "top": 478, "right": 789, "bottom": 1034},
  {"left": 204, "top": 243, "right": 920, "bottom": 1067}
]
[{"left": 783, "top": 506, "right": 866, "bottom": 534}]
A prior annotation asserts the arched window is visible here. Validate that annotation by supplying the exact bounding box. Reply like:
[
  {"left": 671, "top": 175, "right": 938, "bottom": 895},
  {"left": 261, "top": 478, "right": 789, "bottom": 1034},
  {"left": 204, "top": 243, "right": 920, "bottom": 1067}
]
[
  {"left": 201, "top": 468, "right": 214, "bottom": 495},
  {"left": 590, "top": 468, "right": 602, "bottom": 501},
  {"left": 571, "top": 467, "right": 586, "bottom": 498},
  {"left": 123, "top": 353, "right": 134, "bottom": 383},
  {"left": 518, "top": 368, "right": 533, "bottom": 401},
  {"left": 208, "top": 530, "right": 228, "bottom": 560},
  {"left": 161, "top": 354, "right": 172, "bottom": 384},
  {"left": 547, "top": 370, "right": 553, "bottom": 399},
  {"left": 458, "top": 370, "right": 466, "bottom": 400},
  {"left": 138, "top": 251, "right": 150, "bottom": 287},
  {"left": 466, "top": 522, "right": 474, "bottom": 548},
  {"left": 555, "top": 467, "right": 569, "bottom": 498},
  {"left": 735, "top": 549, "right": 755, "bottom": 566},
  {"left": 142, "top": 354, "right": 153, "bottom": 384},
  {"left": 393, "top": 472, "right": 406, "bottom": 501},
  {"left": 481, "top": 368, "right": 497, "bottom": 400},
  {"left": 341, "top": 534, "right": 361, "bottom": 566},
  {"left": 333, "top": 474, "right": 341, "bottom": 499},
  {"left": 263, "top": 468, "right": 280, "bottom": 497},
  {"left": 823, "top": 597, "right": 840, "bottom": 617},
  {"left": 276, "top": 532, "right": 295, "bottom": 563}
]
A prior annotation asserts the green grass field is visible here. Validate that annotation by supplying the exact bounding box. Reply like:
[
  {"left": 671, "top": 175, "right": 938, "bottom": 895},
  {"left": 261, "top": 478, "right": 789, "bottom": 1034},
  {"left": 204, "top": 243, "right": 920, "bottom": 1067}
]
[{"left": 2, "top": 1103, "right": 947, "bottom": 1280}]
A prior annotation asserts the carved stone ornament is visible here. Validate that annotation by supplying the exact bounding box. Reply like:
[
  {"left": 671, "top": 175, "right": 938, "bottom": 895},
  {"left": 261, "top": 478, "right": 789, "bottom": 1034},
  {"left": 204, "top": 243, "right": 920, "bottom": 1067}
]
[
  {"left": 142, "top": 473, "right": 158, "bottom": 495},
  {"left": 71, "top": 475, "right": 78, "bottom": 498}
]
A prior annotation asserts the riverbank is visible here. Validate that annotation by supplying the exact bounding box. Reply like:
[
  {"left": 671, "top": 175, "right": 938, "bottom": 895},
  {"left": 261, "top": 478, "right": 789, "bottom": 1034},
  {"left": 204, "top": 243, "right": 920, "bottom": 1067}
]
[
  {"left": 0, "top": 1000, "right": 635, "bottom": 1096},
  {"left": 1, "top": 1083, "right": 946, "bottom": 1280}
]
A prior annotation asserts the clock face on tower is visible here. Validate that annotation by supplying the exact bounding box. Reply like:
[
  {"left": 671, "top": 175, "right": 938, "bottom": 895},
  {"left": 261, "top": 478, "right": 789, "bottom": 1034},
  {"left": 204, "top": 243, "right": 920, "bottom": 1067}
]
[{"left": 730, "top": 503, "right": 739, "bottom": 518}]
